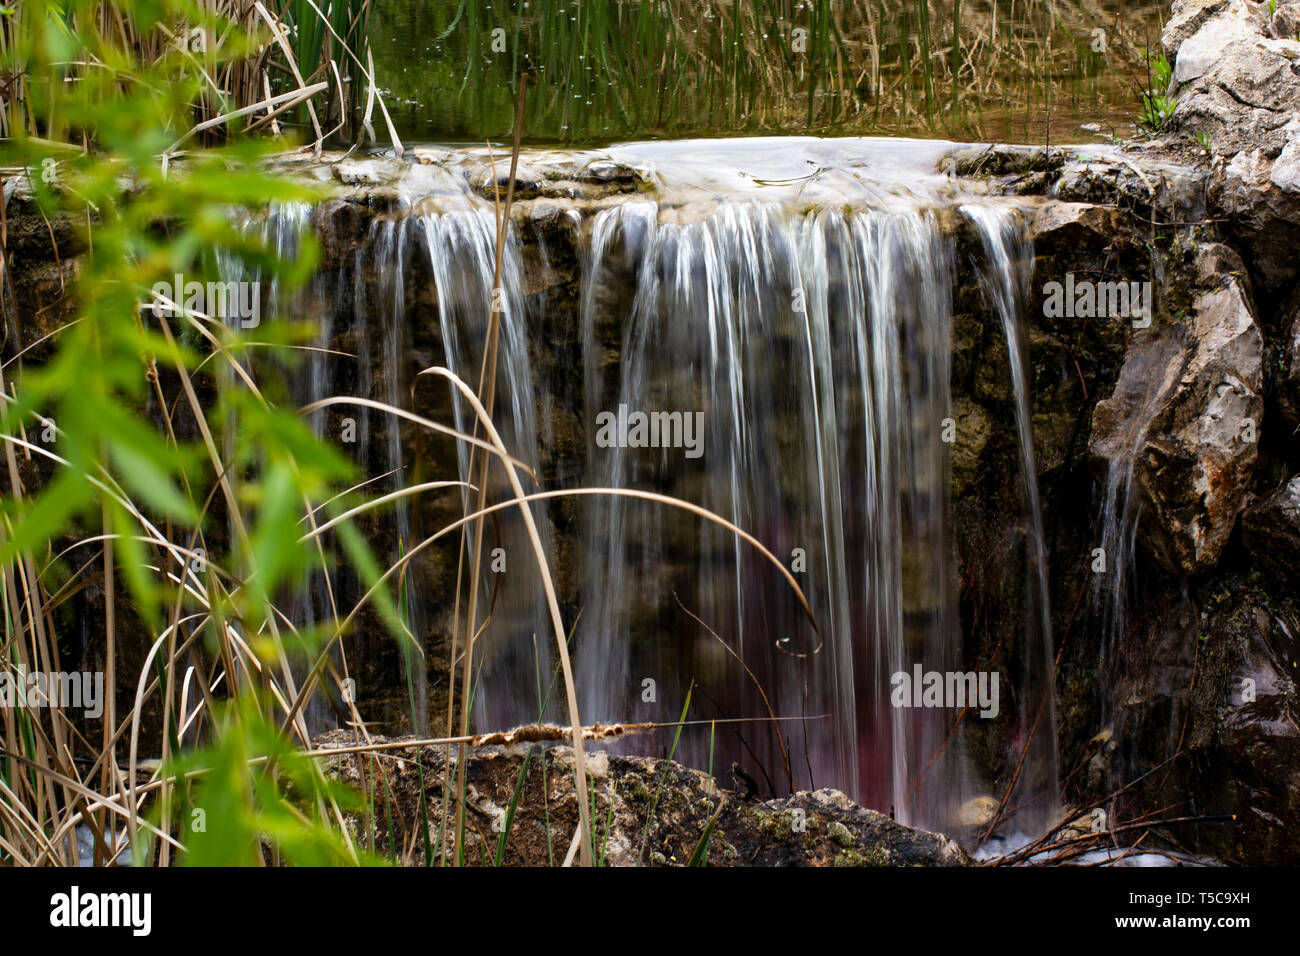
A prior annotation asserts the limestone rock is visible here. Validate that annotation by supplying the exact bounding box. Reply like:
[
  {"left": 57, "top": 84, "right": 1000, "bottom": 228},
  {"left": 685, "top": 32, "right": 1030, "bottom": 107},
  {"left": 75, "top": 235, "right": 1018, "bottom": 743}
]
[
  {"left": 332, "top": 158, "right": 403, "bottom": 187},
  {"left": 318, "top": 735, "right": 972, "bottom": 866},
  {"left": 1159, "top": 0, "right": 1300, "bottom": 296},
  {"left": 1049, "top": 149, "right": 1208, "bottom": 222},
  {"left": 468, "top": 159, "right": 545, "bottom": 198},
  {"left": 1168, "top": 35, "right": 1300, "bottom": 158},
  {"left": 1162, "top": 0, "right": 1300, "bottom": 159},
  {"left": 1209, "top": 147, "right": 1300, "bottom": 297},
  {"left": 1090, "top": 248, "right": 1264, "bottom": 577},
  {"left": 1029, "top": 200, "right": 1121, "bottom": 243},
  {"left": 1162, "top": 0, "right": 1234, "bottom": 59},
  {"left": 1270, "top": 0, "right": 1300, "bottom": 39},
  {"left": 1272, "top": 118, "right": 1300, "bottom": 192}
]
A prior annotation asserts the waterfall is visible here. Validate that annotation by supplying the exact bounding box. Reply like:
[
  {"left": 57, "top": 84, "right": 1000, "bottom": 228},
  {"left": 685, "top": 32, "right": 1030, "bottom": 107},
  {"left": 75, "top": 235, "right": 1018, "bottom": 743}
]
[
  {"left": 1088, "top": 332, "right": 1186, "bottom": 697},
  {"left": 217, "top": 201, "right": 340, "bottom": 737},
  {"left": 575, "top": 201, "right": 860, "bottom": 792},
  {"left": 415, "top": 206, "right": 555, "bottom": 731},
  {"left": 367, "top": 217, "right": 430, "bottom": 732},
  {"left": 357, "top": 197, "right": 556, "bottom": 734},
  {"left": 572, "top": 198, "right": 996, "bottom": 827},
  {"left": 340, "top": 145, "right": 1062, "bottom": 838},
  {"left": 963, "top": 204, "right": 1060, "bottom": 835},
  {"left": 278, "top": 201, "right": 343, "bottom": 736}
]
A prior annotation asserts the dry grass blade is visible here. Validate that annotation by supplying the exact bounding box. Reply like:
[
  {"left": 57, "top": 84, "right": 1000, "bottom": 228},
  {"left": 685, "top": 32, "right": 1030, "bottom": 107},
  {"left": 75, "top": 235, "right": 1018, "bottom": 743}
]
[
  {"left": 431, "top": 363, "right": 595, "bottom": 866},
  {"left": 299, "top": 396, "right": 538, "bottom": 479}
]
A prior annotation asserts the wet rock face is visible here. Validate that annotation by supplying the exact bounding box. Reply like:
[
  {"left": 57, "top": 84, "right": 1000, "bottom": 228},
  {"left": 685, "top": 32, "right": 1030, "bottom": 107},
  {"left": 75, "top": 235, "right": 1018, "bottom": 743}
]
[
  {"left": 1281, "top": 304, "right": 1300, "bottom": 424},
  {"left": 311, "top": 198, "right": 372, "bottom": 265},
  {"left": 948, "top": 142, "right": 1211, "bottom": 224},
  {"left": 1103, "top": 574, "right": 1300, "bottom": 865},
  {"left": 1216, "top": 595, "right": 1300, "bottom": 864},
  {"left": 1244, "top": 475, "right": 1300, "bottom": 585},
  {"left": 318, "top": 735, "right": 970, "bottom": 866},
  {"left": 1089, "top": 248, "right": 1264, "bottom": 577},
  {"left": 931, "top": 143, "right": 1300, "bottom": 863}
]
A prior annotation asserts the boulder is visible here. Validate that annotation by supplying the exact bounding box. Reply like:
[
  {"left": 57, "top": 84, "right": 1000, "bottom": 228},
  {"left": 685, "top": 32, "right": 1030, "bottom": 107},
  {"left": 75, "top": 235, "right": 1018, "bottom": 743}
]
[
  {"left": 1160, "top": 0, "right": 1300, "bottom": 296},
  {"left": 317, "top": 735, "right": 971, "bottom": 866},
  {"left": 1168, "top": 32, "right": 1300, "bottom": 158},
  {"left": 1162, "top": 0, "right": 1234, "bottom": 59},
  {"left": 1090, "top": 247, "right": 1264, "bottom": 577},
  {"left": 1270, "top": 0, "right": 1300, "bottom": 39},
  {"left": 1209, "top": 146, "right": 1300, "bottom": 299},
  {"left": 1274, "top": 118, "right": 1300, "bottom": 192}
]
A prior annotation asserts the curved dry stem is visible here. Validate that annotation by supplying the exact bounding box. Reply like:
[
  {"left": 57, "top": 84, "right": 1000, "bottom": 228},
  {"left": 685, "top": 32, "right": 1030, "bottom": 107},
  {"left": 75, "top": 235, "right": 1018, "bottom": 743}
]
[
  {"left": 417, "top": 363, "right": 593, "bottom": 863},
  {"left": 126, "top": 612, "right": 209, "bottom": 852},
  {"left": 297, "top": 480, "right": 472, "bottom": 542},
  {"left": 299, "top": 395, "right": 538, "bottom": 481}
]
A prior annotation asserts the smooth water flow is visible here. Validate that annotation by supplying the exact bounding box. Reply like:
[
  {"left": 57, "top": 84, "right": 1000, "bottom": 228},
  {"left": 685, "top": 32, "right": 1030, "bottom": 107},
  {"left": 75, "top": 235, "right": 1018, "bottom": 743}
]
[
  {"left": 360, "top": 201, "right": 556, "bottom": 733},
  {"left": 219, "top": 202, "right": 337, "bottom": 737},
  {"left": 281, "top": 140, "right": 1064, "bottom": 835},
  {"left": 416, "top": 206, "right": 555, "bottom": 732},
  {"left": 963, "top": 204, "right": 1060, "bottom": 834},
  {"left": 570, "top": 184, "right": 1052, "bottom": 829},
  {"left": 1090, "top": 332, "right": 1187, "bottom": 703}
]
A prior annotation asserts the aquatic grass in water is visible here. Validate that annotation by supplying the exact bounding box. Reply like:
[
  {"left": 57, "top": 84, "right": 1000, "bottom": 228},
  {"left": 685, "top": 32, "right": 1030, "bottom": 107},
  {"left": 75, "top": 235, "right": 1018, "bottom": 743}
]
[{"left": 370, "top": 0, "right": 1166, "bottom": 145}]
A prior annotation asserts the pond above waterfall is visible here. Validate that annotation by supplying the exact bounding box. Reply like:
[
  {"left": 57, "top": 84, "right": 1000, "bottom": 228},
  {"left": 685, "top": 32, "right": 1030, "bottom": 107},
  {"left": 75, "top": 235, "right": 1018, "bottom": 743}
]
[{"left": 369, "top": 0, "right": 1168, "bottom": 147}]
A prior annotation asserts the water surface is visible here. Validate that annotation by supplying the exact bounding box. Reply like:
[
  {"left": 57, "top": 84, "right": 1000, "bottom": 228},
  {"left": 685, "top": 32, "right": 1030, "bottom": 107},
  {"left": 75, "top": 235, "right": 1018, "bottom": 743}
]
[{"left": 370, "top": 0, "right": 1169, "bottom": 146}]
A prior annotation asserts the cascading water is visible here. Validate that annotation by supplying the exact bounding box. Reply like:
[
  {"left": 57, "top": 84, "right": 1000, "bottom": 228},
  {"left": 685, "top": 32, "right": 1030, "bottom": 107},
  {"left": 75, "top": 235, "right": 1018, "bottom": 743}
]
[
  {"left": 1088, "top": 332, "right": 1186, "bottom": 699},
  {"left": 333, "top": 139, "right": 1063, "bottom": 838},
  {"left": 415, "top": 204, "right": 555, "bottom": 732},
  {"left": 357, "top": 189, "right": 556, "bottom": 734},
  {"left": 839, "top": 210, "right": 963, "bottom": 827},
  {"left": 576, "top": 200, "right": 861, "bottom": 797},
  {"left": 366, "top": 216, "right": 431, "bottom": 732},
  {"left": 572, "top": 188, "right": 1047, "bottom": 830},
  {"left": 963, "top": 204, "right": 1060, "bottom": 835},
  {"left": 218, "top": 201, "right": 340, "bottom": 736}
]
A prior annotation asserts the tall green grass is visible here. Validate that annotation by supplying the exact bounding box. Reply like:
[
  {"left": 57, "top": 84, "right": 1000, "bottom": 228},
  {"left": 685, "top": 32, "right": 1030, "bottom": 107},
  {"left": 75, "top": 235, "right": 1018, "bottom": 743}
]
[
  {"left": 0, "top": 0, "right": 401, "bottom": 868},
  {"left": 0, "top": 0, "right": 396, "bottom": 151}
]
